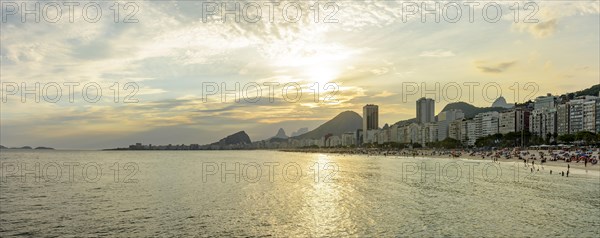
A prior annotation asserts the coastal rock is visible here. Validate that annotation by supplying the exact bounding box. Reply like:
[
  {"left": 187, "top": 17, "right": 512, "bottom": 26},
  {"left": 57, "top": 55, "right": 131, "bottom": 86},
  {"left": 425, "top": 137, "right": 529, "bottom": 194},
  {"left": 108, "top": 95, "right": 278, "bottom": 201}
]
[{"left": 215, "top": 131, "right": 251, "bottom": 146}]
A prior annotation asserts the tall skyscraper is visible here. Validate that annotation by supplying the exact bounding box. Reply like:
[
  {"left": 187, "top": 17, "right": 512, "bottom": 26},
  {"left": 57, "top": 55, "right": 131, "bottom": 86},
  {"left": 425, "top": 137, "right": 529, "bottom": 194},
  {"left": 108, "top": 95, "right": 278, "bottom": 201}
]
[
  {"left": 363, "top": 104, "right": 379, "bottom": 135},
  {"left": 416, "top": 98, "right": 435, "bottom": 124}
]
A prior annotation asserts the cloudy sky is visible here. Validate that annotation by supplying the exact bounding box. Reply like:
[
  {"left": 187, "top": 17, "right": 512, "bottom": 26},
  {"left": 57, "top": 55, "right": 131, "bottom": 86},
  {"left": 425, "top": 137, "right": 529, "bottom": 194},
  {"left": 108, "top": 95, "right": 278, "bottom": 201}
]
[{"left": 1, "top": 0, "right": 599, "bottom": 149}]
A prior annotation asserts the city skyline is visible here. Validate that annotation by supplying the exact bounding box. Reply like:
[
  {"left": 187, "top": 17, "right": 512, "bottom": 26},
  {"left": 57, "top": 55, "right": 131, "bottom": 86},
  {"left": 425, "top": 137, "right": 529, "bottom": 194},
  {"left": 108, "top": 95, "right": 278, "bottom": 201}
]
[
  {"left": 1, "top": 1, "right": 599, "bottom": 149},
  {"left": 108, "top": 88, "right": 600, "bottom": 150}
]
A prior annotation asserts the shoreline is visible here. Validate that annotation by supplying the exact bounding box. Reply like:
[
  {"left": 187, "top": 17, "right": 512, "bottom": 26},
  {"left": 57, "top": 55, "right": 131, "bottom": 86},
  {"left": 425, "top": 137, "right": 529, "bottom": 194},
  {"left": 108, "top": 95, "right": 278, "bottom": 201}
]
[{"left": 280, "top": 148, "right": 600, "bottom": 175}]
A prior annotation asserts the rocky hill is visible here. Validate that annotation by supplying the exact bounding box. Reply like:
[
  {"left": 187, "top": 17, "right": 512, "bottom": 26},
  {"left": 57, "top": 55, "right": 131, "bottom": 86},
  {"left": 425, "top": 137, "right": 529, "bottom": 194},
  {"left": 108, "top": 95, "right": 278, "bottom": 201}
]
[
  {"left": 293, "top": 111, "right": 362, "bottom": 140},
  {"left": 271, "top": 128, "right": 288, "bottom": 139},
  {"left": 209, "top": 131, "right": 251, "bottom": 147}
]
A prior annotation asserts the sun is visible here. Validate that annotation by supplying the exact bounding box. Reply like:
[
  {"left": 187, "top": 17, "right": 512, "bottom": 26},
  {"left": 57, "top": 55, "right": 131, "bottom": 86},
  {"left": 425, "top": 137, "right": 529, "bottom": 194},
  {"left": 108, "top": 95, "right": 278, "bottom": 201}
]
[{"left": 306, "top": 64, "right": 338, "bottom": 86}]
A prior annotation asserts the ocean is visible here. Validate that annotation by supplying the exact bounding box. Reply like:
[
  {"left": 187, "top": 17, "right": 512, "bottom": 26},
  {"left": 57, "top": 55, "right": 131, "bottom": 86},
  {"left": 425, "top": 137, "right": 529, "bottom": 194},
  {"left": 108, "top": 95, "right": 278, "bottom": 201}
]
[{"left": 0, "top": 150, "right": 599, "bottom": 237}]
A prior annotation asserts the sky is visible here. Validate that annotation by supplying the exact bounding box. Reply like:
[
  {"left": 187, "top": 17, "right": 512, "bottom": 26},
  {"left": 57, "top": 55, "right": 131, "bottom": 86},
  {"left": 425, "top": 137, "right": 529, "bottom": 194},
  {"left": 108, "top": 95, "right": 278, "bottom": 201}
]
[{"left": 1, "top": 0, "right": 599, "bottom": 149}]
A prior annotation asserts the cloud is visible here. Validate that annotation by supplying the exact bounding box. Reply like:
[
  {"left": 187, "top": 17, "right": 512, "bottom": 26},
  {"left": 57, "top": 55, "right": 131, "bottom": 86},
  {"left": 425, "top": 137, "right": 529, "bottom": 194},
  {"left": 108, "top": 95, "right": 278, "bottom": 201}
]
[
  {"left": 514, "top": 19, "right": 558, "bottom": 38},
  {"left": 475, "top": 61, "right": 517, "bottom": 74},
  {"left": 531, "top": 19, "right": 558, "bottom": 38},
  {"left": 419, "top": 50, "right": 455, "bottom": 58},
  {"left": 370, "top": 67, "right": 389, "bottom": 75},
  {"left": 373, "top": 91, "right": 395, "bottom": 98},
  {"left": 509, "top": 0, "right": 598, "bottom": 39}
]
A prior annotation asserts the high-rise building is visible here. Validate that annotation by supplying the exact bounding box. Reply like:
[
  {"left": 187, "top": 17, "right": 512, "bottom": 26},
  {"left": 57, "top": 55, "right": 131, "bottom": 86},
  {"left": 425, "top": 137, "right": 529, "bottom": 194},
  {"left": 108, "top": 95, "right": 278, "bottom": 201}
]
[
  {"left": 436, "top": 109, "right": 464, "bottom": 141},
  {"left": 596, "top": 99, "right": 600, "bottom": 133},
  {"left": 569, "top": 99, "right": 584, "bottom": 133},
  {"left": 362, "top": 104, "right": 379, "bottom": 142},
  {"left": 449, "top": 119, "right": 467, "bottom": 143},
  {"left": 499, "top": 110, "right": 516, "bottom": 134},
  {"left": 466, "top": 120, "right": 477, "bottom": 146},
  {"left": 583, "top": 99, "right": 597, "bottom": 132},
  {"left": 499, "top": 108, "right": 530, "bottom": 134},
  {"left": 475, "top": 111, "right": 500, "bottom": 138},
  {"left": 530, "top": 108, "right": 557, "bottom": 141},
  {"left": 534, "top": 93, "right": 556, "bottom": 110},
  {"left": 557, "top": 104, "right": 570, "bottom": 135},
  {"left": 416, "top": 98, "right": 435, "bottom": 124},
  {"left": 568, "top": 96, "right": 598, "bottom": 134},
  {"left": 409, "top": 123, "right": 422, "bottom": 145},
  {"left": 422, "top": 122, "right": 438, "bottom": 144},
  {"left": 462, "top": 111, "right": 500, "bottom": 146}
]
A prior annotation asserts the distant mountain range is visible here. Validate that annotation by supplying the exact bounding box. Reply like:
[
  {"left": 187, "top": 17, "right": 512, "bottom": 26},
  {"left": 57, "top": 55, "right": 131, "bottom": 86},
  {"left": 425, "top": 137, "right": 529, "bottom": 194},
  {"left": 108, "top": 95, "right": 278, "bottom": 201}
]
[
  {"left": 292, "top": 111, "right": 362, "bottom": 140},
  {"left": 0, "top": 145, "right": 54, "bottom": 150},
  {"left": 290, "top": 127, "right": 309, "bottom": 137}
]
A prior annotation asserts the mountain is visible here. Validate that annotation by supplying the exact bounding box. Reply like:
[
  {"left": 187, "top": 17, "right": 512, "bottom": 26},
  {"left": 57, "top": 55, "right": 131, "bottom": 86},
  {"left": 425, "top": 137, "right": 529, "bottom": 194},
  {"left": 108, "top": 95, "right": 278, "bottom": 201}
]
[
  {"left": 0, "top": 145, "right": 54, "bottom": 150},
  {"left": 209, "top": 131, "right": 251, "bottom": 146},
  {"left": 441, "top": 102, "right": 506, "bottom": 119},
  {"left": 566, "top": 84, "right": 600, "bottom": 98},
  {"left": 491, "top": 96, "right": 514, "bottom": 109},
  {"left": 291, "top": 127, "right": 309, "bottom": 137},
  {"left": 393, "top": 118, "right": 416, "bottom": 127},
  {"left": 293, "top": 111, "right": 362, "bottom": 140},
  {"left": 271, "top": 128, "right": 288, "bottom": 139}
]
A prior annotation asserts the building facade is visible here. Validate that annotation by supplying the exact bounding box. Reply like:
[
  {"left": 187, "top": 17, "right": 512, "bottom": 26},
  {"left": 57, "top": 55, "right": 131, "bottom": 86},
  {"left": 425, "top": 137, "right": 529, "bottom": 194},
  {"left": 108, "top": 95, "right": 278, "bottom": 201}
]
[
  {"left": 436, "top": 109, "right": 464, "bottom": 141},
  {"left": 534, "top": 93, "right": 556, "bottom": 110},
  {"left": 475, "top": 111, "right": 500, "bottom": 138},
  {"left": 557, "top": 104, "right": 570, "bottom": 135},
  {"left": 416, "top": 98, "right": 435, "bottom": 124},
  {"left": 362, "top": 104, "right": 379, "bottom": 143},
  {"left": 530, "top": 108, "right": 557, "bottom": 141}
]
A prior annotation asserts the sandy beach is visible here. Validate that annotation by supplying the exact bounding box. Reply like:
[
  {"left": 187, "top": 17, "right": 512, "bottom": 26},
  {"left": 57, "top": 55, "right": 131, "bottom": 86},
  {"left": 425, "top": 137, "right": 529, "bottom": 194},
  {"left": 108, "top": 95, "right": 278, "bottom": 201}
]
[{"left": 281, "top": 148, "right": 600, "bottom": 177}]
